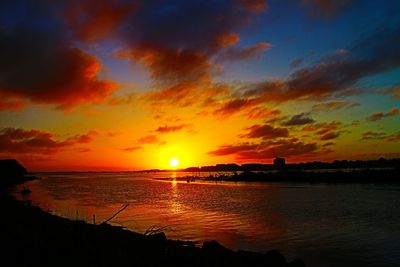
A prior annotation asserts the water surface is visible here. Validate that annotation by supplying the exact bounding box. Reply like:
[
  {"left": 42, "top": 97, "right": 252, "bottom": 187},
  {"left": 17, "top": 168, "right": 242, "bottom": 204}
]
[{"left": 16, "top": 172, "right": 400, "bottom": 267}]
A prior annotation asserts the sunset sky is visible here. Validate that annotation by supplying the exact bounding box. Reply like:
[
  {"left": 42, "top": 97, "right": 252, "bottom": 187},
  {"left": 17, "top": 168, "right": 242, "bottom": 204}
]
[{"left": 1, "top": 0, "right": 400, "bottom": 171}]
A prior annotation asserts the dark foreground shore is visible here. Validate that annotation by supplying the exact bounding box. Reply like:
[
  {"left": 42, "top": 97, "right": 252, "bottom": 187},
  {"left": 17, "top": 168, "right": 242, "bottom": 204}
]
[{"left": 1, "top": 159, "right": 305, "bottom": 267}]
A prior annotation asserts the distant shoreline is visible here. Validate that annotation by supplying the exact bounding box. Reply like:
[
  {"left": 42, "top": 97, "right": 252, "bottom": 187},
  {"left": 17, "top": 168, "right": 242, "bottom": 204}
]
[
  {"left": 19, "top": 157, "right": 400, "bottom": 173},
  {"left": 142, "top": 157, "right": 400, "bottom": 173},
  {"left": 153, "top": 168, "right": 400, "bottom": 184}
]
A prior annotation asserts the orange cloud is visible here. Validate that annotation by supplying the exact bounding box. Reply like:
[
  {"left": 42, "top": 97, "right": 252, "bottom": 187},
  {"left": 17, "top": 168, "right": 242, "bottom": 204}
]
[
  {"left": 0, "top": 97, "right": 27, "bottom": 112},
  {"left": 366, "top": 107, "right": 399, "bottom": 121},
  {"left": 217, "top": 33, "right": 241, "bottom": 47},
  {"left": 144, "top": 82, "right": 200, "bottom": 107}
]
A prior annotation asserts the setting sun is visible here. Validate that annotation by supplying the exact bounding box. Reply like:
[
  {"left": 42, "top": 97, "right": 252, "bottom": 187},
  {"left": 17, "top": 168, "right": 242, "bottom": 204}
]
[{"left": 169, "top": 157, "right": 179, "bottom": 168}]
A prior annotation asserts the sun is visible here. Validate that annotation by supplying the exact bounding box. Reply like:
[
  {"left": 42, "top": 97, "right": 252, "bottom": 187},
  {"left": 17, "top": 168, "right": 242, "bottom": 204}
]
[{"left": 169, "top": 157, "right": 179, "bottom": 168}]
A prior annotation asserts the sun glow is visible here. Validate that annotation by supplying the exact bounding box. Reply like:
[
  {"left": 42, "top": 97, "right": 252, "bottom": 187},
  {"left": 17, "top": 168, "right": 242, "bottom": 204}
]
[
  {"left": 169, "top": 157, "right": 179, "bottom": 168},
  {"left": 169, "top": 158, "right": 179, "bottom": 168}
]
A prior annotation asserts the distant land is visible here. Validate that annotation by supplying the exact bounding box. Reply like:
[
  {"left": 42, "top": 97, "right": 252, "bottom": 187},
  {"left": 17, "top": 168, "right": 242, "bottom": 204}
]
[{"left": 140, "top": 157, "right": 400, "bottom": 172}]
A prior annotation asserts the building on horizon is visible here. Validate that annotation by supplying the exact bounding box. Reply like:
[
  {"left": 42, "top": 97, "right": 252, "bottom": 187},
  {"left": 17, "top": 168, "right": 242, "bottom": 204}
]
[{"left": 273, "top": 157, "right": 286, "bottom": 168}]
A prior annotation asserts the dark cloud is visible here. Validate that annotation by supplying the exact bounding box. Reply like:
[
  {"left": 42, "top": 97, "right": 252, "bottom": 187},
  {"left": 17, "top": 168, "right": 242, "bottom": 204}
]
[
  {"left": 0, "top": 0, "right": 117, "bottom": 111},
  {"left": 213, "top": 98, "right": 257, "bottom": 117},
  {"left": 90, "top": 0, "right": 269, "bottom": 84},
  {"left": 209, "top": 139, "right": 318, "bottom": 160},
  {"left": 302, "top": 121, "right": 342, "bottom": 141},
  {"left": 208, "top": 143, "right": 258, "bottom": 156},
  {"left": 138, "top": 135, "right": 164, "bottom": 144},
  {"left": 361, "top": 131, "right": 388, "bottom": 140},
  {"left": 239, "top": 0, "right": 268, "bottom": 12},
  {"left": 312, "top": 101, "right": 359, "bottom": 112},
  {"left": 155, "top": 124, "right": 188, "bottom": 134},
  {"left": 362, "top": 130, "right": 400, "bottom": 142},
  {"left": 282, "top": 113, "right": 315, "bottom": 126},
  {"left": 242, "top": 26, "right": 400, "bottom": 103},
  {"left": 246, "top": 107, "right": 280, "bottom": 119},
  {"left": 121, "top": 146, "right": 142, "bottom": 152},
  {"left": 68, "top": 130, "right": 98, "bottom": 144},
  {"left": 386, "top": 132, "right": 400, "bottom": 142},
  {"left": 301, "top": 0, "right": 353, "bottom": 17},
  {"left": 0, "top": 127, "right": 96, "bottom": 154},
  {"left": 289, "top": 57, "right": 304, "bottom": 69},
  {"left": 216, "top": 42, "right": 271, "bottom": 62},
  {"left": 322, "top": 142, "right": 335, "bottom": 147},
  {"left": 320, "top": 131, "right": 340, "bottom": 140},
  {"left": 64, "top": 0, "right": 138, "bottom": 41},
  {"left": 240, "top": 124, "right": 289, "bottom": 139},
  {"left": 289, "top": 50, "right": 315, "bottom": 69},
  {"left": 366, "top": 107, "right": 399, "bottom": 121},
  {"left": 383, "top": 84, "right": 400, "bottom": 99}
]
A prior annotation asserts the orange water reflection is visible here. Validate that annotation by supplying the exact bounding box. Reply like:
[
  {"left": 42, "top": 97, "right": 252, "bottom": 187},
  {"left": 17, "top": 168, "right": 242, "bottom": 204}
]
[{"left": 14, "top": 176, "right": 282, "bottom": 250}]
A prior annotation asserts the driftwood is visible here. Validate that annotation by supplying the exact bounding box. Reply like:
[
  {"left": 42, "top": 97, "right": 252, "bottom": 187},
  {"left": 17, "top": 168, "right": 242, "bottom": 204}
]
[
  {"left": 144, "top": 224, "right": 175, "bottom": 236},
  {"left": 100, "top": 204, "right": 129, "bottom": 225}
]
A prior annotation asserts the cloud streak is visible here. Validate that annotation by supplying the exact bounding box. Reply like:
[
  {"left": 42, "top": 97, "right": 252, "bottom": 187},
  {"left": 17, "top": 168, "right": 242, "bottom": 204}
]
[
  {"left": 366, "top": 107, "right": 398, "bottom": 121},
  {"left": 0, "top": 127, "right": 97, "bottom": 154},
  {"left": 241, "top": 26, "right": 400, "bottom": 103},
  {"left": 209, "top": 139, "right": 318, "bottom": 160},
  {"left": 312, "top": 101, "right": 359, "bottom": 112}
]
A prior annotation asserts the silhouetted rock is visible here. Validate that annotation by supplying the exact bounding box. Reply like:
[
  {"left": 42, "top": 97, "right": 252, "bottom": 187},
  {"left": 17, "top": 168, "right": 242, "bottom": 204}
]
[
  {"left": 202, "top": 240, "right": 233, "bottom": 256},
  {"left": 289, "top": 258, "right": 306, "bottom": 267},
  {"left": 0, "top": 159, "right": 28, "bottom": 189},
  {"left": 264, "top": 249, "right": 287, "bottom": 266}
]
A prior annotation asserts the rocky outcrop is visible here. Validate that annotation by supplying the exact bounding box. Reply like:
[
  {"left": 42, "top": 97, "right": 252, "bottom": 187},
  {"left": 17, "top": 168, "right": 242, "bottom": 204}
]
[{"left": 0, "top": 159, "right": 28, "bottom": 189}]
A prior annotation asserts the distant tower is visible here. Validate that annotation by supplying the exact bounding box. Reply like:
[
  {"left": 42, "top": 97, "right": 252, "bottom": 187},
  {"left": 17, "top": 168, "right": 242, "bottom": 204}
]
[{"left": 273, "top": 157, "right": 286, "bottom": 168}]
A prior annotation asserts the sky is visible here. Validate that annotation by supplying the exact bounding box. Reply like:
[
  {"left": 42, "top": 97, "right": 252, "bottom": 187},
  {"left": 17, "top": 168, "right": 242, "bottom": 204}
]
[{"left": 1, "top": 0, "right": 400, "bottom": 171}]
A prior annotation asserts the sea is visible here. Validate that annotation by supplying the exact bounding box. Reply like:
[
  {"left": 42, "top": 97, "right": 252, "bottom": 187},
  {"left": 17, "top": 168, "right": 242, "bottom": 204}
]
[{"left": 14, "top": 171, "right": 400, "bottom": 267}]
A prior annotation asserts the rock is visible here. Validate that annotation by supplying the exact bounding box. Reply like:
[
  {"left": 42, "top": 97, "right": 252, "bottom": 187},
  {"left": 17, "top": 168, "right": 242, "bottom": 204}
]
[
  {"left": 0, "top": 159, "right": 27, "bottom": 176},
  {"left": 146, "top": 231, "right": 167, "bottom": 243},
  {"left": 0, "top": 159, "right": 28, "bottom": 188},
  {"left": 202, "top": 240, "right": 231, "bottom": 255},
  {"left": 289, "top": 258, "right": 306, "bottom": 267},
  {"left": 264, "top": 249, "right": 287, "bottom": 266}
]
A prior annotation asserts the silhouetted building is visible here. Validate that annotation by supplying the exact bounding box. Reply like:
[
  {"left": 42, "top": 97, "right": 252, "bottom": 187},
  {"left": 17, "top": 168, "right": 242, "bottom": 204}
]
[{"left": 273, "top": 157, "right": 286, "bottom": 167}]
